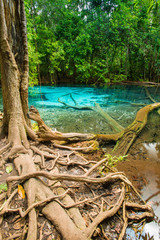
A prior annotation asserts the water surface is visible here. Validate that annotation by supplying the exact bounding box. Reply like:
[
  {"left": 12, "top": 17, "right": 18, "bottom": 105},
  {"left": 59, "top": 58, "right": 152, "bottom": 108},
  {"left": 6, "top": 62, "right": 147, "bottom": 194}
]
[{"left": 27, "top": 85, "right": 160, "bottom": 134}]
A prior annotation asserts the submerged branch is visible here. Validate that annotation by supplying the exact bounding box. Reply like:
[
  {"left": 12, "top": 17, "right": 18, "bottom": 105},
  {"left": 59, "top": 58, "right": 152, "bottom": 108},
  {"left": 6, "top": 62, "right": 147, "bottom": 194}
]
[{"left": 58, "top": 94, "right": 124, "bottom": 132}]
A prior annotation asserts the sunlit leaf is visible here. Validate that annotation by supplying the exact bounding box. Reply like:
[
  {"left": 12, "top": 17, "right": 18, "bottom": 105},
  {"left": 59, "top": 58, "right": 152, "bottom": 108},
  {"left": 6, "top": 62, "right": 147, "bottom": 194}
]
[
  {"left": 0, "top": 183, "right": 7, "bottom": 193},
  {"left": 18, "top": 185, "right": 25, "bottom": 199},
  {"left": 6, "top": 165, "right": 13, "bottom": 174}
]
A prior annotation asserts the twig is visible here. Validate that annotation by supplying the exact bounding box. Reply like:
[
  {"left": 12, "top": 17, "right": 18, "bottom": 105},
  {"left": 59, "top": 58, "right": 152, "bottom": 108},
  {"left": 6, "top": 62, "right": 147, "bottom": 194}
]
[
  {"left": 58, "top": 97, "right": 93, "bottom": 110},
  {"left": 39, "top": 220, "right": 46, "bottom": 240},
  {"left": 55, "top": 193, "right": 106, "bottom": 209},
  {"left": 6, "top": 232, "right": 22, "bottom": 240},
  {"left": 0, "top": 189, "right": 17, "bottom": 215},
  {"left": 101, "top": 225, "right": 109, "bottom": 240}
]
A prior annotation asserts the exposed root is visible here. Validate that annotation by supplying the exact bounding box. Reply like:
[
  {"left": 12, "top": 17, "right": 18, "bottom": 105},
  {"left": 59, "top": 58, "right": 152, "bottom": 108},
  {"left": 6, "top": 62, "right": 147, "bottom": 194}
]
[
  {"left": 4, "top": 145, "right": 28, "bottom": 161},
  {"left": 0, "top": 189, "right": 18, "bottom": 215},
  {"left": 0, "top": 146, "right": 154, "bottom": 240},
  {"left": 0, "top": 142, "right": 11, "bottom": 155},
  {"left": 52, "top": 142, "right": 95, "bottom": 152},
  {"left": 1, "top": 189, "right": 70, "bottom": 218},
  {"left": 86, "top": 183, "right": 125, "bottom": 239},
  {"left": 113, "top": 102, "right": 160, "bottom": 155},
  {"left": 6, "top": 171, "right": 130, "bottom": 195}
]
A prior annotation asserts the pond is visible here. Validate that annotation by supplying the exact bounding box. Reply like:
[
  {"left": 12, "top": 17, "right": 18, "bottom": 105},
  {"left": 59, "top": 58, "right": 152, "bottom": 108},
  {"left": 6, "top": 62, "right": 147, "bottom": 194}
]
[
  {"left": 26, "top": 85, "right": 159, "bottom": 134},
  {"left": 0, "top": 84, "right": 160, "bottom": 239}
]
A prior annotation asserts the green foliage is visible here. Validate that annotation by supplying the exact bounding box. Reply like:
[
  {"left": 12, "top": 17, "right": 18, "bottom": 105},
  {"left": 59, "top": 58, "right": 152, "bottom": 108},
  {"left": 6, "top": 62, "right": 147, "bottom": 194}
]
[
  {"left": 0, "top": 183, "right": 7, "bottom": 193},
  {"left": 25, "top": 0, "right": 41, "bottom": 86},
  {"left": 98, "top": 154, "right": 128, "bottom": 176},
  {"left": 24, "top": 0, "right": 160, "bottom": 85},
  {"left": 104, "top": 154, "right": 128, "bottom": 168}
]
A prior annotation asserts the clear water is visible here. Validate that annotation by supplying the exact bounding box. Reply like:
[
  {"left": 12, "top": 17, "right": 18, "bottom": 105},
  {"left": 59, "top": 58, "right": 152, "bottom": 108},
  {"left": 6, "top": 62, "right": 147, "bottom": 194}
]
[{"left": 26, "top": 85, "right": 160, "bottom": 134}]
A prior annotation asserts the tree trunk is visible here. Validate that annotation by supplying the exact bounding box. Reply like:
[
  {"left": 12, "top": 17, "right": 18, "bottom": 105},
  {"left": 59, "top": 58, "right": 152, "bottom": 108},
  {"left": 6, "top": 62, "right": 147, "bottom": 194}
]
[{"left": 0, "top": 0, "right": 35, "bottom": 148}]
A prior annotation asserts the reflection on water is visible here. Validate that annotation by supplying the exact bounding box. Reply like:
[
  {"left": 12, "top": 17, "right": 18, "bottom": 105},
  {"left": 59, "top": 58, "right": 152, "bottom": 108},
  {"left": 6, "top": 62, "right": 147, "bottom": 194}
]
[
  {"left": 143, "top": 143, "right": 159, "bottom": 161},
  {"left": 142, "top": 143, "right": 160, "bottom": 240},
  {"left": 123, "top": 142, "right": 160, "bottom": 240}
]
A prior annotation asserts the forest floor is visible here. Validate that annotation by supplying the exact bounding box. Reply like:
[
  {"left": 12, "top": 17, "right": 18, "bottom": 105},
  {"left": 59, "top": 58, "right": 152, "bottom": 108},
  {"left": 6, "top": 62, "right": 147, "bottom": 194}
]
[{"left": 0, "top": 134, "right": 159, "bottom": 240}]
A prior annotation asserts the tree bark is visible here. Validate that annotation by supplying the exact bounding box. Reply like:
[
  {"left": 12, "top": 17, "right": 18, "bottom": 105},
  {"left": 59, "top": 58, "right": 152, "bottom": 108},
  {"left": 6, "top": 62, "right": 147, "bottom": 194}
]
[{"left": 0, "top": 0, "right": 36, "bottom": 147}]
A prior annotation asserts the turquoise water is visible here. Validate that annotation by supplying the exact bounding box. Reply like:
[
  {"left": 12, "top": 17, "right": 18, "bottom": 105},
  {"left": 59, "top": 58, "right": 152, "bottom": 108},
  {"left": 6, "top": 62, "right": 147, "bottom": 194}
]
[
  {"left": 27, "top": 85, "right": 160, "bottom": 134},
  {"left": 0, "top": 85, "right": 158, "bottom": 133}
]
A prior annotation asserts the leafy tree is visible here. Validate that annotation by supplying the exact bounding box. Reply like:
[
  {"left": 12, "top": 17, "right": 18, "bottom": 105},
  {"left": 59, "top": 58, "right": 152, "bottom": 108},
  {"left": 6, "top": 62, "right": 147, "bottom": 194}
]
[{"left": 24, "top": 0, "right": 160, "bottom": 84}]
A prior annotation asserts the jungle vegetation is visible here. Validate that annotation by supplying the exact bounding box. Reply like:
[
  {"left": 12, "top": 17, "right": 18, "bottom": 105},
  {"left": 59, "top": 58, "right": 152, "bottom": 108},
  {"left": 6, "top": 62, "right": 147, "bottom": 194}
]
[{"left": 25, "top": 0, "right": 160, "bottom": 85}]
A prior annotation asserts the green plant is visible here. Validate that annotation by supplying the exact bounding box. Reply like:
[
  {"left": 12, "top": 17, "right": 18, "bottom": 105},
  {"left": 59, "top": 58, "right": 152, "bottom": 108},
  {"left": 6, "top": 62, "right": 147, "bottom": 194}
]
[
  {"left": 0, "top": 183, "right": 7, "bottom": 193},
  {"left": 104, "top": 153, "right": 128, "bottom": 168}
]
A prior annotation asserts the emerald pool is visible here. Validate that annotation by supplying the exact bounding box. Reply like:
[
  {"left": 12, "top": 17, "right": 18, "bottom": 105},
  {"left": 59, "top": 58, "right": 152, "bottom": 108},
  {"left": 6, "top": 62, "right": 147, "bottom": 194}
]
[{"left": 27, "top": 85, "right": 160, "bottom": 135}]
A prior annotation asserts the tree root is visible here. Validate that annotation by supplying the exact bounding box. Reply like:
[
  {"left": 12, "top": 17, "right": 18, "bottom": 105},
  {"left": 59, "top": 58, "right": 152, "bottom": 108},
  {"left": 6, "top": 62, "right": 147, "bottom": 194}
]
[
  {"left": 0, "top": 146, "right": 154, "bottom": 240},
  {"left": 0, "top": 189, "right": 70, "bottom": 218},
  {"left": 6, "top": 171, "right": 132, "bottom": 195},
  {"left": 112, "top": 102, "right": 160, "bottom": 155}
]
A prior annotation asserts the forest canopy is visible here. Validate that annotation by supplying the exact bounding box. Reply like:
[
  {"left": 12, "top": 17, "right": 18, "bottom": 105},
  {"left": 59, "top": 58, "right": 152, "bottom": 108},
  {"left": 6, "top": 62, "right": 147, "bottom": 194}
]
[{"left": 25, "top": 0, "right": 160, "bottom": 85}]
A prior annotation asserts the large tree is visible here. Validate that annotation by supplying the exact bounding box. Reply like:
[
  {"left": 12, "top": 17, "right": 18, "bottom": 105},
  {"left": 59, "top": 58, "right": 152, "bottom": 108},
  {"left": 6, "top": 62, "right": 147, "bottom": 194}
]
[
  {"left": 0, "top": 1, "right": 157, "bottom": 240},
  {"left": 0, "top": 0, "right": 36, "bottom": 152}
]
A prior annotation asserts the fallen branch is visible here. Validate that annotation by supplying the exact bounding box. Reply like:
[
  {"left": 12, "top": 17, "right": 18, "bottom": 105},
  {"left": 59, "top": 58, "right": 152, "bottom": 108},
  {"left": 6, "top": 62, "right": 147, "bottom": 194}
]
[
  {"left": 144, "top": 87, "right": 156, "bottom": 103},
  {"left": 58, "top": 94, "right": 124, "bottom": 132}
]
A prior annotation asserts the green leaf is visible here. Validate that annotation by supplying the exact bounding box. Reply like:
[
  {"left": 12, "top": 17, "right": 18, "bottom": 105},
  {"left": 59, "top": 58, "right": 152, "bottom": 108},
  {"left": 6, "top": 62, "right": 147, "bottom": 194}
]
[
  {"left": 0, "top": 183, "right": 7, "bottom": 193},
  {"left": 6, "top": 165, "right": 13, "bottom": 174}
]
